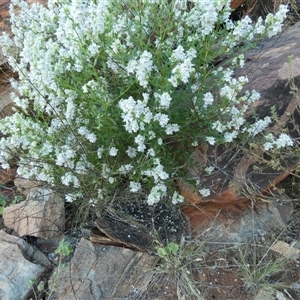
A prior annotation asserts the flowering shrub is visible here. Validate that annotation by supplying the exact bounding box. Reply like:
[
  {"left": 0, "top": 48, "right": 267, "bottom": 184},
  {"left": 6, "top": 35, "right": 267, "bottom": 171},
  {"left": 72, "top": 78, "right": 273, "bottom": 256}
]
[{"left": 0, "top": 0, "right": 291, "bottom": 206}]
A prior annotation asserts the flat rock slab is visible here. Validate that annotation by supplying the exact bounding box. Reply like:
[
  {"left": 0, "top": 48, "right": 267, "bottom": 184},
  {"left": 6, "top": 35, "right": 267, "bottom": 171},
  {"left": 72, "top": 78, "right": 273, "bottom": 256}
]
[
  {"left": 0, "top": 230, "right": 51, "bottom": 268},
  {"left": 0, "top": 230, "right": 51, "bottom": 300},
  {"left": 271, "top": 240, "right": 300, "bottom": 260},
  {"left": 3, "top": 188, "right": 65, "bottom": 239},
  {"left": 50, "top": 238, "right": 158, "bottom": 300}
]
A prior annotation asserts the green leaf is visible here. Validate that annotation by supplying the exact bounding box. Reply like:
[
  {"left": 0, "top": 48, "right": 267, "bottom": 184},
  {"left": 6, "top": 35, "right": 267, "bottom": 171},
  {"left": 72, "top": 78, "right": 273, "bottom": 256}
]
[
  {"left": 0, "top": 195, "right": 6, "bottom": 205},
  {"left": 37, "top": 281, "right": 45, "bottom": 291},
  {"left": 0, "top": 195, "right": 6, "bottom": 215},
  {"left": 55, "top": 239, "right": 72, "bottom": 256},
  {"left": 157, "top": 247, "right": 167, "bottom": 258},
  {"left": 165, "top": 246, "right": 172, "bottom": 255},
  {"left": 14, "top": 195, "right": 24, "bottom": 202},
  {"left": 28, "top": 278, "right": 36, "bottom": 287},
  {"left": 12, "top": 195, "right": 24, "bottom": 205},
  {"left": 168, "top": 242, "right": 179, "bottom": 254}
]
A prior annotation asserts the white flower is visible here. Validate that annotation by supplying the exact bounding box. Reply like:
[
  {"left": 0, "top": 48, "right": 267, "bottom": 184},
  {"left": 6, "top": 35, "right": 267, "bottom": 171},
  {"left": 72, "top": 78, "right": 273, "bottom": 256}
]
[
  {"left": 205, "top": 166, "right": 215, "bottom": 174},
  {"left": 263, "top": 133, "right": 293, "bottom": 151},
  {"left": 171, "top": 191, "right": 184, "bottom": 205},
  {"left": 88, "top": 42, "right": 99, "bottom": 56},
  {"left": 55, "top": 146, "right": 76, "bottom": 168},
  {"left": 1, "top": 161, "right": 10, "bottom": 170},
  {"left": 40, "top": 142, "right": 53, "bottom": 156},
  {"left": 147, "top": 148, "right": 155, "bottom": 157},
  {"left": 265, "top": 5, "right": 288, "bottom": 38},
  {"left": 201, "top": 9, "right": 218, "bottom": 35},
  {"left": 65, "top": 194, "right": 76, "bottom": 202},
  {"left": 185, "top": 1, "right": 218, "bottom": 36},
  {"left": 97, "top": 189, "right": 104, "bottom": 200},
  {"left": 237, "top": 76, "right": 248, "bottom": 87},
  {"left": 165, "top": 123, "right": 180, "bottom": 135},
  {"left": 143, "top": 109, "right": 153, "bottom": 123},
  {"left": 263, "top": 142, "right": 274, "bottom": 151},
  {"left": 254, "top": 17, "right": 265, "bottom": 35},
  {"left": 119, "top": 96, "right": 137, "bottom": 111},
  {"left": 223, "top": 69, "right": 234, "bottom": 82},
  {"left": 275, "top": 133, "right": 294, "bottom": 148},
  {"left": 97, "top": 147, "right": 104, "bottom": 159},
  {"left": 191, "top": 83, "right": 199, "bottom": 93},
  {"left": 101, "top": 164, "right": 111, "bottom": 179},
  {"left": 154, "top": 113, "right": 169, "bottom": 128},
  {"left": 157, "top": 92, "right": 172, "bottom": 109},
  {"left": 134, "top": 134, "right": 146, "bottom": 152},
  {"left": 206, "top": 136, "right": 216, "bottom": 145},
  {"left": 119, "top": 96, "right": 153, "bottom": 133},
  {"left": 224, "top": 131, "right": 238, "bottom": 143},
  {"left": 65, "top": 97, "right": 76, "bottom": 121},
  {"left": 232, "top": 16, "right": 253, "bottom": 40},
  {"left": 238, "top": 54, "right": 245, "bottom": 68},
  {"left": 168, "top": 75, "right": 178, "bottom": 87},
  {"left": 118, "top": 164, "right": 133, "bottom": 174},
  {"left": 247, "top": 117, "right": 272, "bottom": 136},
  {"left": 109, "top": 146, "right": 118, "bottom": 156},
  {"left": 142, "top": 159, "right": 169, "bottom": 183},
  {"left": 247, "top": 90, "right": 261, "bottom": 103},
  {"left": 127, "top": 51, "right": 153, "bottom": 87},
  {"left": 75, "top": 158, "right": 91, "bottom": 175},
  {"left": 199, "top": 188, "right": 210, "bottom": 197},
  {"left": 126, "top": 146, "right": 137, "bottom": 158},
  {"left": 153, "top": 162, "right": 169, "bottom": 181},
  {"left": 148, "top": 131, "right": 156, "bottom": 139},
  {"left": 78, "top": 126, "right": 97, "bottom": 143},
  {"left": 170, "top": 45, "right": 186, "bottom": 62},
  {"left": 130, "top": 181, "right": 141, "bottom": 193},
  {"left": 212, "top": 120, "right": 224, "bottom": 133},
  {"left": 82, "top": 84, "right": 88, "bottom": 93},
  {"left": 171, "top": 58, "right": 195, "bottom": 84},
  {"left": 61, "top": 172, "right": 80, "bottom": 188},
  {"left": 203, "top": 92, "right": 214, "bottom": 108},
  {"left": 220, "top": 85, "right": 236, "bottom": 100},
  {"left": 157, "top": 138, "right": 163, "bottom": 145},
  {"left": 147, "top": 183, "right": 167, "bottom": 205}
]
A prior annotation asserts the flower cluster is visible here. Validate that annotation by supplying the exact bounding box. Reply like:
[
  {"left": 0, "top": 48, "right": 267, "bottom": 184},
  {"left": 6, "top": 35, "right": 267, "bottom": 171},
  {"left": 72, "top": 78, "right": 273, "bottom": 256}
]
[
  {"left": 0, "top": 0, "right": 291, "bottom": 206},
  {"left": 263, "top": 133, "right": 294, "bottom": 151}
]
